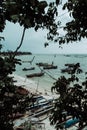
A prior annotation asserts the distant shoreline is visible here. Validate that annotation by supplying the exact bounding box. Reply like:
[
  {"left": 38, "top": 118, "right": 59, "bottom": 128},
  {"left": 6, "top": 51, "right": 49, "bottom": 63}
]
[{"left": 0, "top": 51, "right": 32, "bottom": 56}]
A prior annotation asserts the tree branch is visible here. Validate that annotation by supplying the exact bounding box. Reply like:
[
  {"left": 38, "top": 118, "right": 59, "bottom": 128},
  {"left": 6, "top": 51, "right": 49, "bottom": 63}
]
[{"left": 13, "top": 27, "right": 26, "bottom": 58}]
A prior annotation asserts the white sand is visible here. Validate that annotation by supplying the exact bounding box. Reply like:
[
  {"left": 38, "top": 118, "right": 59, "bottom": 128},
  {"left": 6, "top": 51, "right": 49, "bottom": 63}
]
[
  {"left": 13, "top": 74, "right": 84, "bottom": 130},
  {"left": 12, "top": 74, "right": 59, "bottom": 130},
  {"left": 13, "top": 74, "right": 87, "bottom": 130},
  {"left": 12, "top": 74, "right": 58, "bottom": 99},
  {"left": 12, "top": 74, "right": 38, "bottom": 94}
]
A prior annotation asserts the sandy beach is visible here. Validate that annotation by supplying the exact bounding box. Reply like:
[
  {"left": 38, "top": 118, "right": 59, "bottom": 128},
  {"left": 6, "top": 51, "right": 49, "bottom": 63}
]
[
  {"left": 12, "top": 74, "right": 58, "bottom": 130},
  {"left": 13, "top": 74, "right": 58, "bottom": 98},
  {"left": 12, "top": 74, "right": 84, "bottom": 130},
  {"left": 13, "top": 74, "right": 39, "bottom": 93}
]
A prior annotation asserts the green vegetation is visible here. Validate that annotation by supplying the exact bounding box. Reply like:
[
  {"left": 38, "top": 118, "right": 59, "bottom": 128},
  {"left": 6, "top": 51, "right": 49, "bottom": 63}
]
[
  {"left": 0, "top": 0, "right": 87, "bottom": 130},
  {"left": 0, "top": 1, "right": 58, "bottom": 129},
  {"left": 50, "top": 63, "right": 87, "bottom": 129},
  {"left": 49, "top": 1, "right": 87, "bottom": 129}
]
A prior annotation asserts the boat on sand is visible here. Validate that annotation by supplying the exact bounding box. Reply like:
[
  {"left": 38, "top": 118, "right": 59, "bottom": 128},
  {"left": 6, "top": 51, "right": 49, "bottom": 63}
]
[{"left": 26, "top": 72, "right": 44, "bottom": 78}]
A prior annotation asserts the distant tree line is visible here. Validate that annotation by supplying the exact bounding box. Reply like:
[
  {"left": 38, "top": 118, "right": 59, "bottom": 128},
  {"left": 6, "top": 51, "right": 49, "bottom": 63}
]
[{"left": 0, "top": 51, "right": 32, "bottom": 56}]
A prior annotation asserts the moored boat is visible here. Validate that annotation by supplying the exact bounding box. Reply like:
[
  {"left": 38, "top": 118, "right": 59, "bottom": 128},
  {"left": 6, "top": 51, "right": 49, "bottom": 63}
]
[
  {"left": 65, "top": 117, "right": 79, "bottom": 128},
  {"left": 26, "top": 72, "right": 44, "bottom": 78},
  {"left": 22, "top": 67, "right": 35, "bottom": 71},
  {"left": 36, "top": 62, "right": 50, "bottom": 67},
  {"left": 43, "top": 65, "right": 57, "bottom": 69}
]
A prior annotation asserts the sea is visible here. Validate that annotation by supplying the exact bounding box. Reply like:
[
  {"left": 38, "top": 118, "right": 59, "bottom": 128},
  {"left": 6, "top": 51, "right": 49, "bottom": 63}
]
[{"left": 14, "top": 54, "right": 87, "bottom": 94}]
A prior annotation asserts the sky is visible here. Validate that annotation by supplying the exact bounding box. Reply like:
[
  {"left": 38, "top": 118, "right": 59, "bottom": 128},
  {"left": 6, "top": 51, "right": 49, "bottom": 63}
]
[{"left": 0, "top": 1, "right": 87, "bottom": 54}]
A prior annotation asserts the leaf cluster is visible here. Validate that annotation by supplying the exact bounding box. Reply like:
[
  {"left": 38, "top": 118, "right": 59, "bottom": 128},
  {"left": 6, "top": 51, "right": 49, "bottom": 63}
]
[
  {"left": 0, "top": 1, "right": 60, "bottom": 129},
  {"left": 62, "top": 0, "right": 87, "bottom": 43},
  {"left": 50, "top": 63, "right": 87, "bottom": 129},
  {"left": 48, "top": 0, "right": 87, "bottom": 45},
  {"left": 0, "top": 0, "right": 59, "bottom": 40},
  {"left": 0, "top": 0, "right": 87, "bottom": 45},
  {"left": 0, "top": 54, "right": 33, "bottom": 130}
]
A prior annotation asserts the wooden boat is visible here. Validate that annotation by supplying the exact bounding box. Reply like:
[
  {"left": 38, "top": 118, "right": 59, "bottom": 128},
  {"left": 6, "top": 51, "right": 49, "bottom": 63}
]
[
  {"left": 43, "top": 65, "right": 57, "bottom": 69},
  {"left": 14, "top": 96, "right": 54, "bottom": 130},
  {"left": 65, "top": 63, "right": 80, "bottom": 68},
  {"left": 16, "top": 86, "right": 29, "bottom": 95},
  {"left": 61, "top": 68, "right": 72, "bottom": 73},
  {"left": 36, "top": 62, "right": 57, "bottom": 69},
  {"left": 65, "top": 118, "right": 79, "bottom": 128},
  {"left": 36, "top": 62, "right": 49, "bottom": 67},
  {"left": 56, "top": 117, "right": 79, "bottom": 129},
  {"left": 26, "top": 72, "right": 44, "bottom": 78},
  {"left": 26, "top": 96, "right": 53, "bottom": 111},
  {"left": 15, "top": 116, "right": 46, "bottom": 130},
  {"left": 26, "top": 100, "right": 52, "bottom": 110},
  {"left": 22, "top": 67, "right": 35, "bottom": 71},
  {"left": 14, "top": 104, "right": 53, "bottom": 130},
  {"left": 9, "top": 113, "right": 24, "bottom": 120},
  {"left": 34, "top": 105, "right": 54, "bottom": 117},
  {"left": 65, "top": 63, "right": 75, "bottom": 67},
  {"left": 15, "top": 121, "right": 45, "bottom": 130}
]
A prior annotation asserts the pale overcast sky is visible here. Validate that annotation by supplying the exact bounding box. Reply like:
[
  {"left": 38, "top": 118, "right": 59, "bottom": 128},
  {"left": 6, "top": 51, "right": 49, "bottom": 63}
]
[{"left": 0, "top": 0, "right": 87, "bottom": 54}]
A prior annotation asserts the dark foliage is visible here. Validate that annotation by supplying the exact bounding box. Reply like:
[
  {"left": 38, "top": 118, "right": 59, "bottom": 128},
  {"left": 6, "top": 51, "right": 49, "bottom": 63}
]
[
  {"left": 0, "top": 0, "right": 59, "bottom": 42},
  {"left": 0, "top": 1, "right": 59, "bottom": 129},
  {"left": 50, "top": 63, "right": 87, "bottom": 129},
  {"left": 0, "top": 0, "right": 87, "bottom": 130},
  {"left": 62, "top": 0, "right": 87, "bottom": 43}
]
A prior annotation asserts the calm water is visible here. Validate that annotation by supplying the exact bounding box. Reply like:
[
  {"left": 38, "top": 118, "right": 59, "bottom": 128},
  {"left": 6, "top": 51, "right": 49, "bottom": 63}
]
[{"left": 14, "top": 54, "right": 87, "bottom": 93}]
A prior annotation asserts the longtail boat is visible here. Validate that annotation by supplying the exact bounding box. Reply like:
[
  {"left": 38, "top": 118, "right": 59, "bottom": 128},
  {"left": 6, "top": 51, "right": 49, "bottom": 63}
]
[
  {"left": 22, "top": 67, "right": 35, "bottom": 71},
  {"left": 26, "top": 72, "right": 44, "bottom": 78},
  {"left": 43, "top": 65, "right": 57, "bottom": 69}
]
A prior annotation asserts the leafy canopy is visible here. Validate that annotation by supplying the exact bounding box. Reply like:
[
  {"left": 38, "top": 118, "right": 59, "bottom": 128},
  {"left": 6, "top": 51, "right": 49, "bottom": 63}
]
[
  {"left": 0, "top": 0, "right": 87, "bottom": 45},
  {"left": 0, "top": 0, "right": 87, "bottom": 130},
  {"left": 60, "top": 0, "right": 87, "bottom": 44},
  {"left": 50, "top": 63, "right": 87, "bottom": 129},
  {"left": 0, "top": 0, "right": 59, "bottom": 43},
  {"left": 0, "top": 0, "right": 59, "bottom": 130}
]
